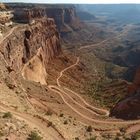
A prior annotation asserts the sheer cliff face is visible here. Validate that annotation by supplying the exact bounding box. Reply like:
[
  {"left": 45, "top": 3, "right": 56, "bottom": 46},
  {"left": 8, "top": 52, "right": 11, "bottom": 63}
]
[
  {"left": 0, "top": 18, "right": 61, "bottom": 84},
  {"left": 22, "top": 18, "right": 61, "bottom": 64},
  {"left": 14, "top": 6, "right": 81, "bottom": 32},
  {"left": 13, "top": 8, "right": 46, "bottom": 23},
  {"left": 64, "top": 8, "right": 76, "bottom": 23},
  {"left": 46, "top": 8, "right": 64, "bottom": 27},
  {"left": 46, "top": 7, "right": 81, "bottom": 33}
]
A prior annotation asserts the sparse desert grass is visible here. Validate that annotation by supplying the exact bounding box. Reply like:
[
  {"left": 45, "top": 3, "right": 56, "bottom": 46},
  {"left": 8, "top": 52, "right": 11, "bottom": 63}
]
[
  {"left": 47, "top": 121, "right": 52, "bottom": 127},
  {"left": 86, "top": 125, "right": 92, "bottom": 132},
  {"left": 0, "top": 131, "right": 4, "bottom": 137},
  {"left": 87, "top": 137, "right": 97, "bottom": 140},
  {"left": 2, "top": 112, "right": 12, "bottom": 118},
  {"left": 86, "top": 78, "right": 128, "bottom": 109},
  {"left": 63, "top": 120, "right": 68, "bottom": 125},
  {"left": 27, "top": 131, "right": 42, "bottom": 140},
  {"left": 131, "top": 131, "right": 140, "bottom": 140},
  {"left": 59, "top": 113, "right": 64, "bottom": 117},
  {"left": 45, "top": 110, "right": 53, "bottom": 116}
]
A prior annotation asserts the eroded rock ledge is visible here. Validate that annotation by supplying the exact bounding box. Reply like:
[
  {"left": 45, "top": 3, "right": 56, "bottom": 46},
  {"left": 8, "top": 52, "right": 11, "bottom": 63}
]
[
  {"left": 0, "top": 17, "right": 61, "bottom": 84},
  {"left": 110, "top": 67, "right": 140, "bottom": 120}
]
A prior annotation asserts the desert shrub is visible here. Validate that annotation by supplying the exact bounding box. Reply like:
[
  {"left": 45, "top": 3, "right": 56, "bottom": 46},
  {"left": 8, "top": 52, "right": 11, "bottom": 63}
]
[
  {"left": 86, "top": 126, "right": 92, "bottom": 132},
  {"left": 124, "top": 137, "right": 131, "bottom": 140},
  {"left": 3, "top": 112, "right": 12, "bottom": 118},
  {"left": 47, "top": 121, "right": 52, "bottom": 127},
  {"left": 120, "top": 128, "right": 126, "bottom": 133},
  {"left": 87, "top": 137, "right": 97, "bottom": 140},
  {"left": 64, "top": 120, "right": 68, "bottom": 125},
  {"left": 27, "top": 131, "right": 42, "bottom": 140},
  {"left": 45, "top": 110, "right": 52, "bottom": 116},
  {"left": 105, "top": 63, "right": 114, "bottom": 78},
  {"left": 131, "top": 131, "right": 140, "bottom": 140},
  {"left": 0, "top": 131, "right": 4, "bottom": 137},
  {"left": 59, "top": 113, "right": 64, "bottom": 117},
  {"left": 114, "top": 137, "right": 120, "bottom": 140}
]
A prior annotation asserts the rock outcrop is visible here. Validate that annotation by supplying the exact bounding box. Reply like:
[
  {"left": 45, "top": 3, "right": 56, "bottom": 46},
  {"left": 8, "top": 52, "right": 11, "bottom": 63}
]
[
  {"left": 0, "top": 3, "right": 7, "bottom": 10},
  {"left": 0, "top": 17, "right": 61, "bottom": 84},
  {"left": 110, "top": 67, "right": 140, "bottom": 120},
  {"left": 46, "top": 7, "right": 81, "bottom": 33},
  {"left": 0, "top": 3, "right": 13, "bottom": 25},
  {"left": 13, "top": 8, "right": 46, "bottom": 23},
  {"left": 0, "top": 11, "right": 13, "bottom": 25},
  {"left": 13, "top": 6, "right": 82, "bottom": 33}
]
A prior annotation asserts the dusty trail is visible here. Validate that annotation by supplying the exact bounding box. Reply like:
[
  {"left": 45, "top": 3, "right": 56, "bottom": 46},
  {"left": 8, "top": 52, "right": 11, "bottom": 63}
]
[
  {"left": 78, "top": 32, "right": 125, "bottom": 50},
  {"left": 0, "top": 27, "right": 17, "bottom": 45},
  {"left": 0, "top": 26, "right": 37, "bottom": 112},
  {"left": 78, "top": 39, "right": 108, "bottom": 50},
  {"left": 56, "top": 57, "right": 109, "bottom": 116},
  {"left": 57, "top": 57, "right": 80, "bottom": 87},
  {"left": 55, "top": 57, "right": 108, "bottom": 115},
  {"left": 49, "top": 85, "right": 105, "bottom": 117},
  {"left": 49, "top": 85, "right": 140, "bottom": 124},
  {"left": 48, "top": 30, "right": 140, "bottom": 133},
  {"left": 0, "top": 26, "right": 18, "bottom": 66},
  {"left": 0, "top": 104, "right": 64, "bottom": 140},
  {"left": 49, "top": 59, "right": 140, "bottom": 125},
  {"left": 126, "top": 124, "right": 140, "bottom": 135},
  {"left": 64, "top": 87, "right": 109, "bottom": 116}
]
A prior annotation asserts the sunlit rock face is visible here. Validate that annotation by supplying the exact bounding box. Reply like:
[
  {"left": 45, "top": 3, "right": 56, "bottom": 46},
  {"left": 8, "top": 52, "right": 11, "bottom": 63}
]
[{"left": 0, "top": 17, "right": 61, "bottom": 84}]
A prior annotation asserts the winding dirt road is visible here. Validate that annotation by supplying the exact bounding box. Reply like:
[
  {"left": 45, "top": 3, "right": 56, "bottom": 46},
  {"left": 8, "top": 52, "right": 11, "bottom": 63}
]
[
  {"left": 0, "top": 103, "right": 64, "bottom": 140},
  {"left": 126, "top": 124, "right": 140, "bottom": 135},
  {"left": 47, "top": 30, "right": 140, "bottom": 136},
  {"left": 78, "top": 31, "right": 125, "bottom": 50},
  {"left": 56, "top": 57, "right": 109, "bottom": 116},
  {"left": 57, "top": 57, "right": 80, "bottom": 87},
  {"left": 49, "top": 58, "right": 140, "bottom": 125},
  {"left": 78, "top": 39, "right": 108, "bottom": 50},
  {"left": 64, "top": 87, "right": 109, "bottom": 116}
]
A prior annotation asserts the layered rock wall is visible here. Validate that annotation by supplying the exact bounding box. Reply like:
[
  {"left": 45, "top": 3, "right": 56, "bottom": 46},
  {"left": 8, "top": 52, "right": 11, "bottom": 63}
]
[
  {"left": 46, "top": 7, "right": 81, "bottom": 33},
  {"left": 13, "top": 6, "right": 81, "bottom": 33},
  {"left": 0, "top": 18, "right": 61, "bottom": 84},
  {"left": 13, "top": 8, "right": 46, "bottom": 23}
]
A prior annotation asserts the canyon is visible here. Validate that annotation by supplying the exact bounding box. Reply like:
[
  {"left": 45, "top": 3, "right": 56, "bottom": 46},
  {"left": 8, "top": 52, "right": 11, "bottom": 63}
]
[{"left": 0, "top": 3, "right": 140, "bottom": 140}]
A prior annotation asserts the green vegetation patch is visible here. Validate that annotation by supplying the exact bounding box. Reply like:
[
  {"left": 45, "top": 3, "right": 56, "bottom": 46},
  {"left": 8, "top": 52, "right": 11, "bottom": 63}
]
[
  {"left": 3, "top": 112, "right": 12, "bottom": 118},
  {"left": 27, "top": 131, "right": 42, "bottom": 140}
]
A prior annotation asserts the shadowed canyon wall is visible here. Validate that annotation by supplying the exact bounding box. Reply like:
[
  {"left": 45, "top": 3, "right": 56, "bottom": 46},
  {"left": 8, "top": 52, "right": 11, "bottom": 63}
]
[
  {"left": 45, "top": 7, "right": 82, "bottom": 33},
  {"left": 111, "top": 67, "right": 140, "bottom": 119}
]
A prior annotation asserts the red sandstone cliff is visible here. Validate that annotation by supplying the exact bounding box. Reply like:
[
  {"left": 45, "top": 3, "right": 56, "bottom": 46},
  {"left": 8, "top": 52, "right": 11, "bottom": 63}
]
[
  {"left": 13, "top": 8, "right": 46, "bottom": 23},
  {"left": 46, "top": 7, "right": 82, "bottom": 33},
  {"left": 0, "top": 17, "right": 61, "bottom": 84},
  {"left": 13, "top": 6, "right": 82, "bottom": 33}
]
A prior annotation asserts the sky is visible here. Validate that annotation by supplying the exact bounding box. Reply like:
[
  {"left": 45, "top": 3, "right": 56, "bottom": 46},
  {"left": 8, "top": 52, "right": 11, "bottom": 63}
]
[{"left": 1, "top": 0, "right": 140, "bottom": 4}]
